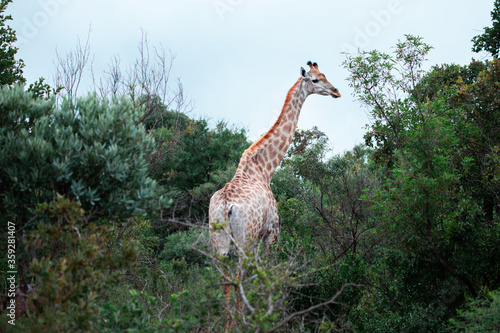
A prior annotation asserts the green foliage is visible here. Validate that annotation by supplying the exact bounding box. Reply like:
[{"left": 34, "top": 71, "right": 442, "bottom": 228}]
[
  {"left": 416, "top": 60, "right": 487, "bottom": 102},
  {"left": 98, "top": 289, "right": 156, "bottom": 332},
  {"left": 155, "top": 285, "right": 225, "bottom": 333},
  {"left": 352, "top": 302, "right": 447, "bottom": 333},
  {"left": 291, "top": 256, "right": 367, "bottom": 331},
  {"left": 450, "top": 289, "right": 500, "bottom": 332},
  {"left": 472, "top": 0, "right": 500, "bottom": 57},
  {"left": 449, "top": 58, "right": 500, "bottom": 223},
  {"left": 0, "top": 85, "right": 159, "bottom": 228},
  {"left": 283, "top": 126, "right": 328, "bottom": 162},
  {"left": 1, "top": 1, "right": 498, "bottom": 328},
  {"left": 345, "top": 35, "right": 432, "bottom": 167},
  {"left": 276, "top": 138, "right": 377, "bottom": 260},
  {"left": 14, "top": 196, "right": 138, "bottom": 333},
  {"left": 151, "top": 116, "right": 248, "bottom": 191},
  {"left": 27, "top": 77, "right": 63, "bottom": 99},
  {"left": 277, "top": 197, "right": 318, "bottom": 257},
  {"left": 160, "top": 229, "right": 210, "bottom": 267},
  {"left": 191, "top": 165, "right": 237, "bottom": 204},
  {"left": 106, "top": 226, "right": 228, "bottom": 332},
  {"left": 138, "top": 94, "right": 173, "bottom": 131},
  {"left": 349, "top": 251, "right": 449, "bottom": 333},
  {"left": 273, "top": 134, "right": 377, "bottom": 331},
  {"left": 212, "top": 246, "right": 301, "bottom": 332},
  {"left": 343, "top": 34, "right": 500, "bottom": 331},
  {"left": 0, "top": 0, "right": 25, "bottom": 85},
  {"left": 148, "top": 112, "right": 249, "bottom": 225},
  {"left": 238, "top": 253, "right": 294, "bottom": 331}
]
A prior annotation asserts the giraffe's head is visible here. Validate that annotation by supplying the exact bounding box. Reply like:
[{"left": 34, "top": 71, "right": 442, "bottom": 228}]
[{"left": 301, "top": 61, "right": 341, "bottom": 98}]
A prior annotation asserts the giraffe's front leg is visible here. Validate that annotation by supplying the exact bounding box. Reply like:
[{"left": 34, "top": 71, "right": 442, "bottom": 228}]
[
  {"left": 235, "top": 269, "right": 243, "bottom": 316},
  {"left": 223, "top": 273, "right": 233, "bottom": 332}
]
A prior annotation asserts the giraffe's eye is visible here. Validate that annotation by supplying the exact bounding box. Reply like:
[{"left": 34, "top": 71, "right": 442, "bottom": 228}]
[{"left": 312, "top": 79, "right": 319, "bottom": 83}]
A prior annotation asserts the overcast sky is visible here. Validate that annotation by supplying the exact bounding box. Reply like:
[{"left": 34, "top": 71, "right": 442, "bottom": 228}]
[{"left": 8, "top": 0, "right": 494, "bottom": 154}]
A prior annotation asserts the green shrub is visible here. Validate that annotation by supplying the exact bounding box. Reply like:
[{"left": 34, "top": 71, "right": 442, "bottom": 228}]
[
  {"left": 160, "top": 229, "right": 211, "bottom": 267},
  {"left": 9, "top": 196, "right": 138, "bottom": 333},
  {"left": 98, "top": 290, "right": 156, "bottom": 332},
  {"left": 0, "top": 85, "right": 159, "bottom": 229},
  {"left": 449, "top": 289, "right": 500, "bottom": 332}
]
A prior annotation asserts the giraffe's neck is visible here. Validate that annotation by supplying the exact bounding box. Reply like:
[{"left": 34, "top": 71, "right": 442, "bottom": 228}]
[{"left": 235, "top": 77, "right": 308, "bottom": 183}]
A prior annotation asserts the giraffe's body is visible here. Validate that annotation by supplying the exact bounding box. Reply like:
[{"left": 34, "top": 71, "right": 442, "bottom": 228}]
[
  {"left": 209, "top": 174, "right": 278, "bottom": 255},
  {"left": 208, "top": 62, "right": 340, "bottom": 327}
]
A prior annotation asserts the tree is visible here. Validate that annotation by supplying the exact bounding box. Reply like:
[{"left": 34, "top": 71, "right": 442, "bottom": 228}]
[
  {"left": 56, "top": 30, "right": 192, "bottom": 132},
  {"left": 271, "top": 134, "right": 377, "bottom": 330},
  {"left": 343, "top": 35, "right": 500, "bottom": 331},
  {"left": 53, "top": 32, "right": 91, "bottom": 100},
  {"left": 6, "top": 196, "right": 139, "bottom": 332},
  {"left": 283, "top": 126, "right": 328, "bottom": 162},
  {"left": 0, "top": 0, "right": 60, "bottom": 98},
  {"left": 280, "top": 139, "right": 376, "bottom": 259},
  {"left": 450, "top": 290, "right": 500, "bottom": 332},
  {"left": 448, "top": 59, "right": 500, "bottom": 223},
  {"left": 472, "top": 0, "right": 500, "bottom": 58},
  {"left": 0, "top": 85, "right": 163, "bottom": 330},
  {"left": 152, "top": 117, "right": 248, "bottom": 190},
  {"left": 149, "top": 113, "right": 249, "bottom": 225},
  {"left": 0, "top": 0, "right": 25, "bottom": 85},
  {"left": 0, "top": 85, "right": 159, "bottom": 230},
  {"left": 415, "top": 60, "right": 487, "bottom": 102}
]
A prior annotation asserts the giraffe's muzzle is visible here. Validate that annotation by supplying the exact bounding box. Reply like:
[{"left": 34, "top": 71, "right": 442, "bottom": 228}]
[{"left": 331, "top": 88, "right": 341, "bottom": 98}]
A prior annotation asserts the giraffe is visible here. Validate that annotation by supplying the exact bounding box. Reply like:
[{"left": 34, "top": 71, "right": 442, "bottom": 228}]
[{"left": 208, "top": 61, "right": 340, "bottom": 327}]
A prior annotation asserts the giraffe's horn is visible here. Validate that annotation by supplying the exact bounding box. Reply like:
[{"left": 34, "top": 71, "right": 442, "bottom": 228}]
[{"left": 307, "top": 61, "right": 319, "bottom": 69}]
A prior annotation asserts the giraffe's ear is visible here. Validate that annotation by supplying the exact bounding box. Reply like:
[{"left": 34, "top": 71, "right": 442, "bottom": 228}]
[{"left": 301, "top": 67, "right": 306, "bottom": 77}]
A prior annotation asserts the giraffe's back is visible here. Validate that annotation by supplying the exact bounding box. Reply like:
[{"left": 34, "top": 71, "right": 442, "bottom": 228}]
[{"left": 209, "top": 176, "right": 279, "bottom": 254}]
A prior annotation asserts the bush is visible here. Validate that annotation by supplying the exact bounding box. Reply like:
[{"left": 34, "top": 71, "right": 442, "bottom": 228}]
[
  {"left": 0, "top": 85, "right": 159, "bottom": 229},
  {"left": 160, "top": 229, "right": 211, "bottom": 267},
  {"left": 98, "top": 290, "right": 156, "bottom": 332},
  {"left": 449, "top": 289, "right": 500, "bottom": 332},
  {"left": 7, "top": 196, "right": 138, "bottom": 333}
]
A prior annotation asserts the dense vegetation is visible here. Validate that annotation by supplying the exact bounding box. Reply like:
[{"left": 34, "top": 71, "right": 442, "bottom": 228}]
[{"left": 1, "top": 0, "right": 499, "bottom": 332}]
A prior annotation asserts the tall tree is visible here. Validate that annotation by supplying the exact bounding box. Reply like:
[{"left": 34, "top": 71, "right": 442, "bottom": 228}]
[
  {"left": 0, "top": 0, "right": 25, "bottom": 85},
  {"left": 344, "top": 36, "right": 500, "bottom": 331},
  {"left": 472, "top": 0, "right": 500, "bottom": 58}
]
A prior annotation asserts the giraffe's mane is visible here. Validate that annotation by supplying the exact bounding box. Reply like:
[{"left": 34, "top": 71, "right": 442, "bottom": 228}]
[{"left": 245, "top": 77, "right": 302, "bottom": 155}]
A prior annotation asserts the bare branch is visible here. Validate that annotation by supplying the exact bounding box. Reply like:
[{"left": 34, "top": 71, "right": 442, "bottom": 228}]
[
  {"left": 93, "top": 54, "right": 122, "bottom": 99},
  {"left": 53, "top": 26, "right": 92, "bottom": 100}
]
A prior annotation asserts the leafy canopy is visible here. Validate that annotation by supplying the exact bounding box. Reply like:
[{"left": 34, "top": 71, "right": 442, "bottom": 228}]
[{"left": 472, "top": 0, "right": 500, "bottom": 57}]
